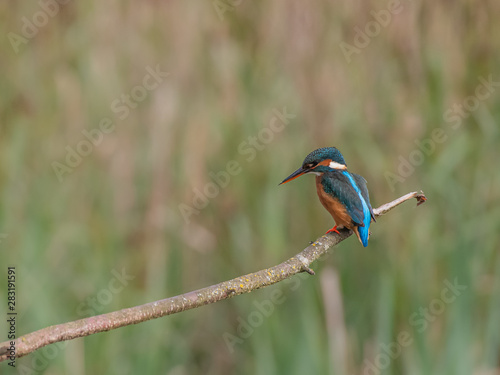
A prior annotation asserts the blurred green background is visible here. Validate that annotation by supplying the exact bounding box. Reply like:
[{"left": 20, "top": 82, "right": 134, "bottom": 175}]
[{"left": 1, "top": 1, "right": 500, "bottom": 374}]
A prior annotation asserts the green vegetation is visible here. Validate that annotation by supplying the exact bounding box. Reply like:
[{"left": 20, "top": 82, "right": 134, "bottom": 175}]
[{"left": 1, "top": 1, "right": 499, "bottom": 374}]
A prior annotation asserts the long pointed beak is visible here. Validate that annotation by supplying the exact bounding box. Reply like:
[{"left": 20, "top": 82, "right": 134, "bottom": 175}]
[{"left": 279, "top": 167, "right": 308, "bottom": 185}]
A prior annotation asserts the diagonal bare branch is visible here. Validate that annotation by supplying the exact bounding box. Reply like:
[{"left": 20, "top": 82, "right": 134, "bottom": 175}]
[{"left": 0, "top": 191, "right": 426, "bottom": 362}]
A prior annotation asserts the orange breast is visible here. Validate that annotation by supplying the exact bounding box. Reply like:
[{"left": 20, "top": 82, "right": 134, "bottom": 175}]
[{"left": 315, "top": 176, "right": 353, "bottom": 229}]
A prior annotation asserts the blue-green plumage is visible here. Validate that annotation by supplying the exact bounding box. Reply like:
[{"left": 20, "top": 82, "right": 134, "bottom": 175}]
[
  {"left": 280, "top": 147, "right": 375, "bottom": 247},
  {"left": 319, "top": 171, "right": 375, "bottom": 246},
  {"left": 303, "top": 147, "right": 346, "bottom": 167}
]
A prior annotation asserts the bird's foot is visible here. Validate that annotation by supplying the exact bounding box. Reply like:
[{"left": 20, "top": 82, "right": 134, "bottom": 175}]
[{"left": 326, "top": 225, "right": 341, "bottom": 235}]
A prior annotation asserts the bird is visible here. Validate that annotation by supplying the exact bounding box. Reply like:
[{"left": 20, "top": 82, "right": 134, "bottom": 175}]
[{"left": 279, "top": 147, "right": 375, "bottom": 247}]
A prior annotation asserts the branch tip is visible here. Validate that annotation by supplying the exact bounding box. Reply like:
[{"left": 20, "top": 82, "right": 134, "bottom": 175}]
[{"left": 415, "top": 192, "right": 427, "bottom": 206}]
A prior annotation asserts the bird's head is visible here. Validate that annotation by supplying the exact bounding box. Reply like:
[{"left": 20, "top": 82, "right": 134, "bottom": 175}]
[{"left": 279, "top": 147, "right": 347, "bottom": 185}]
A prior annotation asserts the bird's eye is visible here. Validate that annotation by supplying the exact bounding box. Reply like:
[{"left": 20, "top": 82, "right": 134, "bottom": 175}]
[{"left": 304, "top": 163, "right": 316, "bottom": 169}]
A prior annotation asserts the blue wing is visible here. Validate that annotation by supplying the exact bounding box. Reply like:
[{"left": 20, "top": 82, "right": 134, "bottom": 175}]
[
  {"left": 321, "top": 171, "right": 373, "bottom": 247},
  {"left": 351, "top": 173, "right": 376, "bottom": 222},
  {"left": 320, "top": 171, "right": 366, "bottom": 227}
]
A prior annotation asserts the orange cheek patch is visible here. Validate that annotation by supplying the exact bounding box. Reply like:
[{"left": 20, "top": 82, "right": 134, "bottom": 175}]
[{"left": 318, "top": 159, "right": 332, "bottom": 167}]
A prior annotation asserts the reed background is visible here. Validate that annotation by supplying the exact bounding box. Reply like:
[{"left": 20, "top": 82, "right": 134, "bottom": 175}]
[{"left": 1, "top": 1, "right": 500, "bottom": 374}]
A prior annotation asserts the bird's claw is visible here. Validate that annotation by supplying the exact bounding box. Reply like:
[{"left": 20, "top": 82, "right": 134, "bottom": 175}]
[{"left": 326, "top": 226, "right": 340, "bottom": 235}]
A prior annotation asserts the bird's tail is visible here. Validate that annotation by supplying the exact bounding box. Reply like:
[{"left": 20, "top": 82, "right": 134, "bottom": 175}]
[
  {"left": 358, "top": 195, "right": 373, "bottom": 247},
  {"left": 357, "top": 224, "right": 369, "bottom": 247}
]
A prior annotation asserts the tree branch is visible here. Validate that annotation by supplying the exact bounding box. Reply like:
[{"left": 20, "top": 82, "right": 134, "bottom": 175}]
[{"left": 0, "top": 191, "right": 426, "bottom": 362}]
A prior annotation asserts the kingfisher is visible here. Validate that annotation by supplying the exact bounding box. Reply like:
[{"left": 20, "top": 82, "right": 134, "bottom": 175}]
[{"left": 279, "top": 147, "right": 376, "bottom": 247}]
